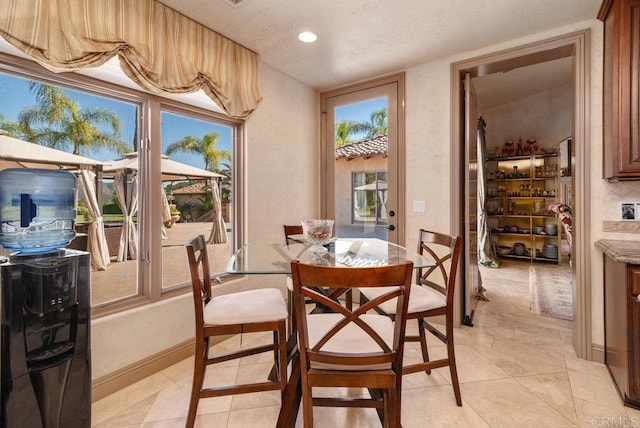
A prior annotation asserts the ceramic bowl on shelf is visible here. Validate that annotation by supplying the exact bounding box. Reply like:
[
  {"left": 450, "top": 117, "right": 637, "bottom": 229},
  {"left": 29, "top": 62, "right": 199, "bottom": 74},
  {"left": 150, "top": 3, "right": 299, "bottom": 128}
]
[
  {"left": 497, "top": 245, "right": 512, "bottom": 255},
  {"left": 513, "top": 242, "right": 526, "bottom": 256},
  {"left": 543, "top": 244, "right": 558, "bottom": 259},
  {"left": 544, "top": 223, "right": 558, "bottom": 236}
]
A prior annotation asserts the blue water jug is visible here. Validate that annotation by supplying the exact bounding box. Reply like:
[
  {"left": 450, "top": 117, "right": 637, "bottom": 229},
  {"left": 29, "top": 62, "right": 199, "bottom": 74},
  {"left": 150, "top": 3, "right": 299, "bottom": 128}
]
[{"left": 0, "top": 168, "right": 76, "bottom": 254}]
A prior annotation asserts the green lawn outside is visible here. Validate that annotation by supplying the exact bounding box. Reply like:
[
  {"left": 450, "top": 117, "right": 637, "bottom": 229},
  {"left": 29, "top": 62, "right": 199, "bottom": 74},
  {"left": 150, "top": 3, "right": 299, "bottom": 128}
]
[{"left": 76, "top": 214, "right": 126, "bottom": 224}]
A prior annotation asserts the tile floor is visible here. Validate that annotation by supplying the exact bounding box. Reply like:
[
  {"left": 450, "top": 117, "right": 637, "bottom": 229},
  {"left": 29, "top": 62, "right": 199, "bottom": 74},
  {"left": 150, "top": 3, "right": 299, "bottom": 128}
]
[{"left": 92, "top": 260, "right": 639, "bottom": 427}]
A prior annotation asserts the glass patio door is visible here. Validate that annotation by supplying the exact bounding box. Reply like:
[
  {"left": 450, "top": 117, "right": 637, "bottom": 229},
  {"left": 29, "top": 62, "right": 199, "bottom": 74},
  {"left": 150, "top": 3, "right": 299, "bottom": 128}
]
[{"left": 321, "top": 75, "right": 404, "bottom": 244}]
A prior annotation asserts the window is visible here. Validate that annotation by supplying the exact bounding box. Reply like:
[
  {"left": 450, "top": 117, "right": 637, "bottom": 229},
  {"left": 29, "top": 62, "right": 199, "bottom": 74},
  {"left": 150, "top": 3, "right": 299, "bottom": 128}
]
[
  {"left": 352, "top": 171, "right": 387, "bottom": 225},
  {"left": 0, "top": 53, "right": 243, "bottom": 315},
  {"left": 159, "top": 109, "right": 234, "bottom": 292}
]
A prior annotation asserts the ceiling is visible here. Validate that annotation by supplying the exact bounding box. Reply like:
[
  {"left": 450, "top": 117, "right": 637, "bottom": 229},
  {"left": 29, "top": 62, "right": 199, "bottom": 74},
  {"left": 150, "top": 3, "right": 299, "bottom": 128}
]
[
  {"left": 160, "top": 0, "right": 601, "bottom": 90},
  {"left": 0, "top": 0, "right": 600, "bottom": 112},
  {"left": 472, "top": 56, "right": 573, "bottom": 110}
]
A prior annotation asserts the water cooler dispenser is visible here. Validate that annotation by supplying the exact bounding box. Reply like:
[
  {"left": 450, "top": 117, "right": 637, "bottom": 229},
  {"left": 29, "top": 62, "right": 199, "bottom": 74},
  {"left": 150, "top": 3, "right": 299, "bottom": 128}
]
[{"left": 0, "top": 168, "right": 91, "bottom": 427}]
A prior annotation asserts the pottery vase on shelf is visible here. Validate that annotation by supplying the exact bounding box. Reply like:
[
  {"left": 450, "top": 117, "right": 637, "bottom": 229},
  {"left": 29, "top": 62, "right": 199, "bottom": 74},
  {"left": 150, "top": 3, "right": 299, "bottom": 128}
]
[{"left": 502, "top": 141, "right": 514, "bottom": 156}]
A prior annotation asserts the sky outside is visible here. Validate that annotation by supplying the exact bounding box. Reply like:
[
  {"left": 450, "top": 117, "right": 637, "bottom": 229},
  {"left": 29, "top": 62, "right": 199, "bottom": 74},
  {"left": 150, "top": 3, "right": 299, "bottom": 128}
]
[
  {"left": 0, "top": 72, "right": 232, "bottom": 170},
  {"left": 335, "top": 96, "right": 387, "bottom": 141},
  {"left": 0, "top": 71, "right": 386, "bottom": 169}
]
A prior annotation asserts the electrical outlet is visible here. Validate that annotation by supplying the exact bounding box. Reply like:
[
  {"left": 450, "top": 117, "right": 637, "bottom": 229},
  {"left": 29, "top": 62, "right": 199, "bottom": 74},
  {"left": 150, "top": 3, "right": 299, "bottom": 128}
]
[{"left": 413, "top": 200, "right": 425, "bottom": 213}]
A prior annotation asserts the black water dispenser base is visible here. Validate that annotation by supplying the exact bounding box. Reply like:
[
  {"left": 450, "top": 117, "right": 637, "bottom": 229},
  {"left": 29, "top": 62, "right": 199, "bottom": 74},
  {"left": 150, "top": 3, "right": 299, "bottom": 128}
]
[{"left": 1, "top": 250, "right": 91, "bottom": 428}]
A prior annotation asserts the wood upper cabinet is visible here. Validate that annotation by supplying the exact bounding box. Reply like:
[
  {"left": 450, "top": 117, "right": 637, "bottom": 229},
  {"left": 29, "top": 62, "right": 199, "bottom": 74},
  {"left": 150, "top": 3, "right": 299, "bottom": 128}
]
[{"left": 599, "top": 0, "right": 640, "bottom": 180}]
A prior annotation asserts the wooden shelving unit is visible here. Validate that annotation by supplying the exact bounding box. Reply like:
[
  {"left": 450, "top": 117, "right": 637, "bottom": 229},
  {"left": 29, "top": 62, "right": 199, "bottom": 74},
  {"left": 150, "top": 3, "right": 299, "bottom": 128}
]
[{"left": 485, "top": 153, "right": 562, "bottom": 264}]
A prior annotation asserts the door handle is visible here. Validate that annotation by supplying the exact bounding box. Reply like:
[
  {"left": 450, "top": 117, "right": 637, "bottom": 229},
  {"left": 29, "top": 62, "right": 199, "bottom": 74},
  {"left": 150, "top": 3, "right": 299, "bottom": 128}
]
[{"left": 375, "top": 224, "right": 395, "bottom": 231}]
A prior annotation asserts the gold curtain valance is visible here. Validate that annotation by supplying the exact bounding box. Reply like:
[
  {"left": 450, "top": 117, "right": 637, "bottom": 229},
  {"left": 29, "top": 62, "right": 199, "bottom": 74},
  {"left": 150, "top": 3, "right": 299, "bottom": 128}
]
[{"left": 0, "top": 0, "right": 261, "bottom": 118}]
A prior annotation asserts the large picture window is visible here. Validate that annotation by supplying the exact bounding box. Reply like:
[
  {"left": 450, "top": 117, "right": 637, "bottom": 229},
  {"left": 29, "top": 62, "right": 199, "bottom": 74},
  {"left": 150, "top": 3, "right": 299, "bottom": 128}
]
[{"left": 0, "top": 54, "right": 242, "bottom": 314}]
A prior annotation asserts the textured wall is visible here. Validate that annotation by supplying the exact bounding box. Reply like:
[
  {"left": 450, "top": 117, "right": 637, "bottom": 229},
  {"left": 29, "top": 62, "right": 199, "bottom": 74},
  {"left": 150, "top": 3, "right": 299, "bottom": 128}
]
[
  {"left": 481, "top": 84, "right": 573, "bottom": 153},
  {"left": 403, "top": 19, "right": 628, "bottom": 350},
  {"left": 245, "top": 63, "right": 319, "bottom": 243}
]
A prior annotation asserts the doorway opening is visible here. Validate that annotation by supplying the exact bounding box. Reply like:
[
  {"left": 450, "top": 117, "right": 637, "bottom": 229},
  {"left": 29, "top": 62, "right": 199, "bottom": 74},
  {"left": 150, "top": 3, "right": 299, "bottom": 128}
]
[
  {"left": 451, "top": 30, "right": 592, "bottom": 359},
  {"left": 320, "top": 73, "right": 406, "bottom": 244}
]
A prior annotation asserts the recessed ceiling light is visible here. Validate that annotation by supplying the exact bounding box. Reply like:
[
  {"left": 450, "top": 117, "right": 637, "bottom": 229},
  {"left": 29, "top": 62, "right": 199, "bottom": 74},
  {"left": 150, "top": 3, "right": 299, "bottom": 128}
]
[{"left": 298, "top": 31, "right": 318, "bottom": 43}]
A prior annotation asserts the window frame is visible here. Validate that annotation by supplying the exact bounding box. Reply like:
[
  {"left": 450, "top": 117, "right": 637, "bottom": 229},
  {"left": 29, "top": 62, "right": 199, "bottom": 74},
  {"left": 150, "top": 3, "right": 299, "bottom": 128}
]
[
  {"left": 351, "top": 170, "right": 387, "bottom": 225},
  {"left": 0, "top": 52, "right": 245, "bottom": 318},
  {"left": 156, "top": 101, "right": 243, "bottom": 298}
]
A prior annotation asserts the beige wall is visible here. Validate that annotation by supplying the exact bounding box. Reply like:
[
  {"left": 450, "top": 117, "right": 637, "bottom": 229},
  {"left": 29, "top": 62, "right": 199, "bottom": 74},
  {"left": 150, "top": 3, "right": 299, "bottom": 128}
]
[
  {"left": 245, "top": 65, "right": 320, "bottom": 243},
  {"left": 481, "top": 84, "right": 573, "bottom": 152}
]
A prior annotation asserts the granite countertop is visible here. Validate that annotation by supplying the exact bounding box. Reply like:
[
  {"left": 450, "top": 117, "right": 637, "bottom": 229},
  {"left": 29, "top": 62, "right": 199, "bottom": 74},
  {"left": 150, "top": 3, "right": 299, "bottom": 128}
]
[{"left": 595, "top": 239, "right": 640, "bottom": 265}]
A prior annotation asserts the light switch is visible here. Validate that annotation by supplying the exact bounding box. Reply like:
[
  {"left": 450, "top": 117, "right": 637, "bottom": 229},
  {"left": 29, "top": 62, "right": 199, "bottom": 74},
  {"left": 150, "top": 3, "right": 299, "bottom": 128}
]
[{"left": 413, "top": 200, "right": 425, "bottom": 213}]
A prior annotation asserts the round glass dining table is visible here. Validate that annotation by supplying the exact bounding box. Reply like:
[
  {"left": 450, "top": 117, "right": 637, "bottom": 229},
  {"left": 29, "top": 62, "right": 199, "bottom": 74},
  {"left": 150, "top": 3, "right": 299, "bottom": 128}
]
[
  {"left": 226, "top": 237, "right": 434, "bottom": 274},
  {"left": 226, "top": 238, "right": 434, "bottom": 427}
]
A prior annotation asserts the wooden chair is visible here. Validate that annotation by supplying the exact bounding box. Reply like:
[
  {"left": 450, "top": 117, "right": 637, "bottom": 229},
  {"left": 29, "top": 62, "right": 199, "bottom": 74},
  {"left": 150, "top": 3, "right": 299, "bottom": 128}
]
[
  {"left": 359, "top": 229, "right": 463, "bottom": 406},
  {"left": 290, "top": 260, "right": 413, "bottom": 427},
  {"left": 283, "top": 224, "right": 349, "bottom": 333},
  {"left": 283, "top": 225, "right": 305, "bottom": 337},
  {"left": 185, "top": 235, "right": 288, "bottom": 428},
  {"left": 284, "top": 224, "right": 305, "bottom": 245}
]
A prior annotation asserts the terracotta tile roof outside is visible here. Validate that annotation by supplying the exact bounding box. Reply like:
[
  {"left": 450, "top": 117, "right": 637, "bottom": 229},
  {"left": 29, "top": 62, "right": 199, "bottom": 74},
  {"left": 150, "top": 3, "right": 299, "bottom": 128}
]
[
  {"left": 335, "top": 135, "right": 388, "bottom": 159},
  {"left": 171, "top": 182, "right": 207, "bottom": 195}
]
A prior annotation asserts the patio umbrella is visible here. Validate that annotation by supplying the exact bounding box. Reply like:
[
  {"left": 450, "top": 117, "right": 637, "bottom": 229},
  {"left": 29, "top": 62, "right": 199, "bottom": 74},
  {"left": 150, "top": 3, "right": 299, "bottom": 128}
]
[
  {"left": 78, "top": 170, "right": 110, "bottom": 270},
  {"left": 161, "top": 187, "right": 171, "bottom": 240},
  {"left": 104, "top": 153, "right": 226, "bottom": 255},
  {"left": 103, "top": 153, "right": 224, "bottom": 180},
  {"left": 0, "top": 132, "right": 103, "bottom": 171},
  {"left": 114, "top": 170, "right": 138, "bottom": 261},
  {"left": 207, "top": 180, "right": 227, "bottom": 244},
  {"left": 354, "top": 180, "right": 388, "bottom": 221}
]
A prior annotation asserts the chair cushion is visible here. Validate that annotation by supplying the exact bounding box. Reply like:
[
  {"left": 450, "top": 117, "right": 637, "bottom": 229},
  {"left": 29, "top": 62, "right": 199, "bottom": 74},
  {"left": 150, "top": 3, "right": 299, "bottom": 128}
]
[
  {"left": 305, "top": 313, "right": 394, "bottom": 370},
  {"left": 360, "top": 284, "right": 446, "bottom": 315},
  {"left": 203, "top": 288, "right": 288, "bottom": 325}
]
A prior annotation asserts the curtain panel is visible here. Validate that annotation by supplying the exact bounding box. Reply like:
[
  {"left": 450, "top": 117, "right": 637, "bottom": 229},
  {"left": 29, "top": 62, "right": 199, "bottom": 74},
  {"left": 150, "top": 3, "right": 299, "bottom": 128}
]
[{"left": 0, "top": 0, "right": 261, "bottom": 118}]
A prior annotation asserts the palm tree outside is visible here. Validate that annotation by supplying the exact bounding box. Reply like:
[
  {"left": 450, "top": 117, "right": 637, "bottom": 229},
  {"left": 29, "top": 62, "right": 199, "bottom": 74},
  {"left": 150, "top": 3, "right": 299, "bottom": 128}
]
[
  {"left": 334, "top": 107, "right": 388, "bottom": 147},
  {"left": 351, "top": 107, "right": 387, "bottom": 139},
  {"left": 165, "top": 133, "right": 232, "bottom": 220},
  {"left": 11, "top": 82, "right": 130, "bottom": 156},
  {"left": 165, "top": 132, "right": 231, "bottom": 173},
  {"left": 0, "top": 113, "right": 20, "bottom": 136},
  {"left": 335, "top": 120, "right": 362, "bottom": 147}
]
